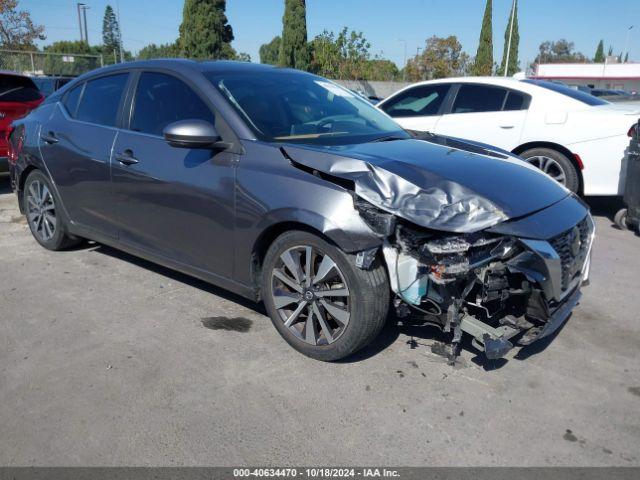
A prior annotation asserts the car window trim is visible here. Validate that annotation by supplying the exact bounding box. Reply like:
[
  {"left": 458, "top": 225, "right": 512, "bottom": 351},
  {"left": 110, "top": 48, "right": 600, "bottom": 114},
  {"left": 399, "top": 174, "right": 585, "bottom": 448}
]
[
  {"left": 381, "top": 82, "right": 453, "bottom": 117},
  {"left": 123, "top": 67, "right": 239, "bottom": 149},
  {"left": 445, "top": 82, "right": 531, "bottom": 115},
  {"left": 60, "top": 71, "right": 130, "bottom": 129}
]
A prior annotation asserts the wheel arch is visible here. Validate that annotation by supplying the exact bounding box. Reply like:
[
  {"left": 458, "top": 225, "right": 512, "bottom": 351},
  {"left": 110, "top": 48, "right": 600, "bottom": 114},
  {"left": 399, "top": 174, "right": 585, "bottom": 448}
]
[
  {"left": 16, "top": 165, "right": 39, "bottom": 213},
  {"left": 512, "top": 141, "right": 584, "bottom": 194}
]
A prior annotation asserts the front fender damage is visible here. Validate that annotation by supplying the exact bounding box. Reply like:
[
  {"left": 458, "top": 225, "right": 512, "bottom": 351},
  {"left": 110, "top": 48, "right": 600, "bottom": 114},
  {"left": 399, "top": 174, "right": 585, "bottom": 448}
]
[{"left": 282, "top": 147, "right": 593, "bottom": 365}]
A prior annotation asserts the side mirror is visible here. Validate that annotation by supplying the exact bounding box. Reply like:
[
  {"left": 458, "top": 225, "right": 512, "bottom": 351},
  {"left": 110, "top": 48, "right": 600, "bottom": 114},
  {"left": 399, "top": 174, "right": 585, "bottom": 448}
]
[{"left": 163, "top": 119, "right": 223, "bottom": 149}]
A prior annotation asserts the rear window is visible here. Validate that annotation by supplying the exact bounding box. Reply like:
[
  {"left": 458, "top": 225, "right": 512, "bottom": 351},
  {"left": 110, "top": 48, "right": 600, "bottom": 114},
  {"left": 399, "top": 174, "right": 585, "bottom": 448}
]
[
  {"left": 0, "top": 74, "right": 42, "bottom": 102},
  {"left": 523, "top": 79, "right": 609, "bottom": 106},
  {"left": 75, "top": 73, "right": 128, "bottom": 127}
]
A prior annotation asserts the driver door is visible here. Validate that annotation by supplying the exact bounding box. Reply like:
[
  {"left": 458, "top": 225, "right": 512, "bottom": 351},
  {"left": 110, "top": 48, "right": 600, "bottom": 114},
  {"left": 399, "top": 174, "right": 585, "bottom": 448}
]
[{"left": 110, "top": 71, "right": 237, "bottom": 278}]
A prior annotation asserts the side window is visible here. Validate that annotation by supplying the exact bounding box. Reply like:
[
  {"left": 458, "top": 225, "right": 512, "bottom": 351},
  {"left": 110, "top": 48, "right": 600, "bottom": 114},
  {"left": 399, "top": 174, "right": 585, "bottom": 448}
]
[
  {"left": 381, "top": 84, "right": 450, "bottom": 117},
  {"left": 451, "top": 84, "right": 507, "bottom": 114},
  {"left": 62, "top": 84, "right": 83, "bottom": 117},
  {"left": 75, "top": 73, "right": 128, "bottom": 127},
  {"left": 503, "top": 90, "right": 530, "bottom": 111},
  {"left": 130, "top": 72, "right": 215, "bottom": 137}
]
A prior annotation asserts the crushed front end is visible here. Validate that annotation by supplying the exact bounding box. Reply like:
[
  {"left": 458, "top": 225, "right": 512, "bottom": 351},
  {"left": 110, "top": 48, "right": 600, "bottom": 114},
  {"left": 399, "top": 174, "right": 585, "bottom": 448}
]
[{"left": 356, "top": 194, "right": 595, "bottom": 363}]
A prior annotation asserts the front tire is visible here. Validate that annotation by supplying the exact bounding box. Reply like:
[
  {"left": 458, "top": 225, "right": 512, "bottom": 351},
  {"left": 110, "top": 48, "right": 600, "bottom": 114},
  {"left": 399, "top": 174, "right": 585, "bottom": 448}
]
[
  {"left": 261, "top": 230, "right": 390, "bottom": 361},
  {"left": 23, "top": 170, "right": 80, "bottom": 251},
  {"left": 520, "top": 147, "right": 580, "bottom": 193}
]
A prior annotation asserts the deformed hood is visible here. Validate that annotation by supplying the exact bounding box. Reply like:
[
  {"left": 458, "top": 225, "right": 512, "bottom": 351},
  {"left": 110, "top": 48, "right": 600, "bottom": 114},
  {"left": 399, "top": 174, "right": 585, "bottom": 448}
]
[{"left": 282, "top": 135, "right": 570, "bottom": 232}]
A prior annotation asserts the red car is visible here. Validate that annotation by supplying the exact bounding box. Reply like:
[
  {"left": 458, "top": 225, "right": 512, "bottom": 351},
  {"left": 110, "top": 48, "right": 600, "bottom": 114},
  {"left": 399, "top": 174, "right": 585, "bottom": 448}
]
[{"left": 1, "top": 71, "right": 44, "bottom": 173}]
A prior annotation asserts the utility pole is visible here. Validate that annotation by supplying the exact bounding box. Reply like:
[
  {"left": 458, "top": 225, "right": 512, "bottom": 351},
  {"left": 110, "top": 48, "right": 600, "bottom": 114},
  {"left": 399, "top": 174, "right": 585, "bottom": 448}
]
[
  {"left": 76, "top": 3, "right": 85, "bottom": 42},
  {"left": 398, "top": 39, "right": 407, "bottom": 81},
  {"left": 116, "top": 0, "right": 124, "bottom": 63},
  {"left": 624, "top": 25, "right": 634, "bottom": 63},
  {"left": 504, "top": 0, "right": 516, "bottom": 77},
  {"left": 81, "top": 4, "right": 90, "bottom": 45}
]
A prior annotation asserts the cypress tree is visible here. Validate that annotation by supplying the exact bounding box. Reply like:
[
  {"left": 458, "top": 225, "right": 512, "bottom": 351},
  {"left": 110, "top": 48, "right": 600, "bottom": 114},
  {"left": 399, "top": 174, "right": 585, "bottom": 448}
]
[
  {"left": 594, "top": 40, "right": 604, "bottom": 62},
  {"left": 278, "top": 0, "right": 310, "bottom": 70},
  {"left": 102, "top": 5, "right": 121, "bottom": 60},
  {"left": 179, "top": 0, "right": 234, "bottom": 60},
  {"left": 497, "top": 0, "right": 519, "bottom": 76},
  {"left": 473, "top": 0, "right": 493, "bottom": 76}
]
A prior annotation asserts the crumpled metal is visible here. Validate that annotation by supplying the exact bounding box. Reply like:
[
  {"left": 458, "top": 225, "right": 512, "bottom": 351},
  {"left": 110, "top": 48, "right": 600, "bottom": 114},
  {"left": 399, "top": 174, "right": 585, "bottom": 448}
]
[{"left": 283, "top": 147, "right": 507, "bottom": 233}]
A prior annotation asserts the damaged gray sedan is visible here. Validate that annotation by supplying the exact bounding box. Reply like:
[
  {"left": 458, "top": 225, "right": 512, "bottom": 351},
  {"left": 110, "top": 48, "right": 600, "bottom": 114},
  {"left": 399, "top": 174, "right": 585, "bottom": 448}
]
[{"left": 8, "top": 60, "right": 594, "bottom": 362}]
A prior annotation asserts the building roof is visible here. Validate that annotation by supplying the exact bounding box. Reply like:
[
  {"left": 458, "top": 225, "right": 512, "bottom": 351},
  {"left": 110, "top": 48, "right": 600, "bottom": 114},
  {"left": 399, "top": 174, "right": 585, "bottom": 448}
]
[{"left": 535, "top": 63, "right": 640, "bottom": 80}]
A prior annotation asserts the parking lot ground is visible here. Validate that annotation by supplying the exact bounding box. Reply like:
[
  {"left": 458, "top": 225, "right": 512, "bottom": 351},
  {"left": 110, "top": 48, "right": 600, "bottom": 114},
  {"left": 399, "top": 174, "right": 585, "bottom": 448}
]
[{"left": 1, "top": 176, "right": 639, "bottom": 466}]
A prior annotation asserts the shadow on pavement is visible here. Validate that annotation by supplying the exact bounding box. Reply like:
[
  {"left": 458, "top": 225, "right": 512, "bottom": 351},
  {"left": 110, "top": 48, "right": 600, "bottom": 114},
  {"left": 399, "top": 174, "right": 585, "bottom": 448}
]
[{"left": 585, "top": 195, "right": 624, "bottom": 222}]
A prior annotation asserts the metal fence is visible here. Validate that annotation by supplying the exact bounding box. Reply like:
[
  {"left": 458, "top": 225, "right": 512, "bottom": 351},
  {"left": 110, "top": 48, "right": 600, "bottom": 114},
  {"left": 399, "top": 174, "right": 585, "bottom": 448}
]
[{"left": 0, "top": 49, "right": 103, "bottom": 77}]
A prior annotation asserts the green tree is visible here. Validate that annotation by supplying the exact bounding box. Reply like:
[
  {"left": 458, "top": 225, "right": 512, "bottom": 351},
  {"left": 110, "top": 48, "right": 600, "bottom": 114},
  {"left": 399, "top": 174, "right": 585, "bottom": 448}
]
[
  {"left": 236, "top": 52, "right": 251, "bottom": 62},
  {"left": 594, "top": 39, "right": 604, "bottom": 62},
  {"left": 178, "top": 0, "right": 234, "bottom": 60},
  {"left": 497, "top": 0, "right": 519, "bottom": 76},
  {"left": 0, "top": 0, "right": 45, "bottom": 50},
  {"left": 278, "top": 0, "right": 310, "bottom": 70},
  {"left": 259, "top": 36, "right": 281, "bottom": 65},
  {"left": 102, "top": 5, "right": 121, "bottom": 63},
  {"left": 533, "top": 39, "right": 587, "bottom": 65},
  {"left": 137, "top": 42, "right": 180, "bottom": 60},
  {"left": 472, "top": 0, "right": 493, "bottom": 75},
  {"left": 404, "top": 36, "right": 471, "bottom": 81}
]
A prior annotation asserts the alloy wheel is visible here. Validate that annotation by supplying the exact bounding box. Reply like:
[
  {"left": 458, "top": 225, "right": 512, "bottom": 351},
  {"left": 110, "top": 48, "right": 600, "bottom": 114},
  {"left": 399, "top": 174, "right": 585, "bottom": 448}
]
[
  {"left": 271, "top": 245, "right": 351, "bottom": 346},
  {"left": 525, "top": 155, "right": 567, "bottom": 185},
  {"left": 26, "top": 180, "right": 57, "bottom": 242}
]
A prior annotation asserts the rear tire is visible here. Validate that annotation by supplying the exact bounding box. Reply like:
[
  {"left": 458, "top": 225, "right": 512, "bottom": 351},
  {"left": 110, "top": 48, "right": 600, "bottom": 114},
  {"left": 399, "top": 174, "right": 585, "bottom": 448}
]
[
  {"left": 23, "top": 170, "right": 81, "bottom": 251},
  {"left": 520, "top": 147, "right": 580, "bottom": 193},
  {"left": 261, "top": 230, "right": 390, "bottom": 361},
  {"left": 614, "top": 208, "right": 628, "bottom": 230}
]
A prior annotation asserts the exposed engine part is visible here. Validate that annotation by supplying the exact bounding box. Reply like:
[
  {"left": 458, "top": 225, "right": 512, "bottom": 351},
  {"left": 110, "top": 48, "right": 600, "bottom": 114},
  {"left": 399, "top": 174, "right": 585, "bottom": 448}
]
[{"left": 374, "top": 217, "right": 593, "bottom": 364}]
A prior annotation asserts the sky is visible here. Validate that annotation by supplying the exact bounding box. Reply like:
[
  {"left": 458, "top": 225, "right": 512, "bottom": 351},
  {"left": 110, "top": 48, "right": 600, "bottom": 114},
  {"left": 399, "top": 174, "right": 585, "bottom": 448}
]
[{"left": 19, "top": 0, "right": 640, "bottom": 68}]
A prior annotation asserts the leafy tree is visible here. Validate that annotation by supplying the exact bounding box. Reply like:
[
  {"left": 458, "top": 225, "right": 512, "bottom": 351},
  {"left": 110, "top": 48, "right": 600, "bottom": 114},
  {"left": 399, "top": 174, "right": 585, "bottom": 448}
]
[
  {"left": 594, "top": 39, "right": 604, "bottom": 62},
  {"left": 278, "top": 0, "right": 310, "bottom": 70},
  {"left": 102, "top": 5, "right": 121, "bottom": 63},
  {"left": 41, "top": 40, "right": 100, "bottom": 75},
  {"left": 0, "top": 0, "right": 45, "bottom": 50},
  {"left": 236, "top": 52, "right": 251, "bottom": 62},
  {"left": 533, "top": 39, "right": 587, "bottom": 65},
  {"left": 404, "top": 35, "right": 471, "bottom": 81},
  {"left": 497, "top": 0, "right": 519, "bottom": 76},
  {"left": 137, "top": 42, "right": 180, "bottom": 60},
  {"left": 178, "top": 0, "right": 234, "bottom": 60},
  {"left": 472, "top": 0, "right": 493, "bottom": 75},
  {"left": 259, "top": 36, "right": 281, "bottom": 65}
]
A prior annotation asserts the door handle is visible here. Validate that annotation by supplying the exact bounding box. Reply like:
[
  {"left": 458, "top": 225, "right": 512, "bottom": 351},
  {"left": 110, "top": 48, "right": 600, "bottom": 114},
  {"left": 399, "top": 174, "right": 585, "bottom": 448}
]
[
  {"left": 499, "top": 125, "right": 515, "bottom": 129},
  {"left": 115, "top": 149, "right": 139, "bottom": 166},
  {"left": 41, "top": 132, "right": 59, "bottom": 144}
]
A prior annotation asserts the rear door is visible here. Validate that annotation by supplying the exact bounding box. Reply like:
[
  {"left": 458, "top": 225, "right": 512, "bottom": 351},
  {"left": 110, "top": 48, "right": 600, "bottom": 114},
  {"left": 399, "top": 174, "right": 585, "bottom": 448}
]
[
  {"left": 378, "top": 83, "right": 452, "bottom": 132},
  {"left": 433, "top": 83, "right": 529, "bottom": 150},
  {"left": 39, "top": 72, "right": 129, "bottom": 238},
  {"left": 110, "top": 70, "right": 237, "bottom": 278}
]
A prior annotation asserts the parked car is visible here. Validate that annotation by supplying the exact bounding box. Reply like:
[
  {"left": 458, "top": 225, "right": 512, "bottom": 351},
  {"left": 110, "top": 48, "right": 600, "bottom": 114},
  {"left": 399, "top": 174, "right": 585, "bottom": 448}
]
[
  {"left": 377, "top": 77, "right": 640, "bottom": 195},
  {"left": 1, "top": 71, "right": 44, "bottom": 173},
  {"left": 31, "top": 76, "right": 74, "bottom": 97},
  {"left": 8, "top": 60, "right": 594, "bottom": 362}
]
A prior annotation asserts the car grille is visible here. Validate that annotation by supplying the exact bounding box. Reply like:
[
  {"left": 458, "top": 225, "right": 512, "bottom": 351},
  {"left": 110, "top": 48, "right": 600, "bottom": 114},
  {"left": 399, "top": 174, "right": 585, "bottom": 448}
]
[{"left": 549, "top": 216, "right": 592, "bottom": 291}]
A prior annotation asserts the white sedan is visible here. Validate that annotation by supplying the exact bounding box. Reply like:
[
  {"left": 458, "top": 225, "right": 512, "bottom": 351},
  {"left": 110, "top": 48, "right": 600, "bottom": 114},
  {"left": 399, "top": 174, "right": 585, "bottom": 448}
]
[{"left": 377, "top": 77, "right": 640, "bottom": 194}]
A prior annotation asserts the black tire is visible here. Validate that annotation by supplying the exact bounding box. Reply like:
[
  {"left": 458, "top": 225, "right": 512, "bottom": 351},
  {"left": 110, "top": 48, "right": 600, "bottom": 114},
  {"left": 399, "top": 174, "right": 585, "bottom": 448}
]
[
  {"left": 614, "top": 208, "right": 628, "bottom": 230},
  {"left": 261, "top": 230, "right": 390, "bottom": 361},
  {"left": 23, "top": 170, "right": 81, "bottom": 251},
  {"left": 520, "top": 147, "right": 580, "bottom": 193}
]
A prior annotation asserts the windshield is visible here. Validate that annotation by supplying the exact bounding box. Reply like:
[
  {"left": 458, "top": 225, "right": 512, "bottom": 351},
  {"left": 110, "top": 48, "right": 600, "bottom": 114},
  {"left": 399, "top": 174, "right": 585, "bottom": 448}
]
[
  {"left": 0, "top": 74, "right": 42, "bottom": 103},
  {"left": 523, "top": 79, "right": 609, "bottom": 106},
  {"left": 206, "top": 70, "right": 408, "bottom": 145}
]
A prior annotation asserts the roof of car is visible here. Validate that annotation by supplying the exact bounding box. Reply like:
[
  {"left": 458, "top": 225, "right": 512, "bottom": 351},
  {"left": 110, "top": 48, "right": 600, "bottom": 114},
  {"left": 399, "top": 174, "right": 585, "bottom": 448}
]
[{"left": 82, "top": 59, "right": 293, "bottom": 77}]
